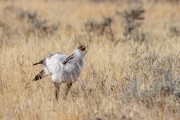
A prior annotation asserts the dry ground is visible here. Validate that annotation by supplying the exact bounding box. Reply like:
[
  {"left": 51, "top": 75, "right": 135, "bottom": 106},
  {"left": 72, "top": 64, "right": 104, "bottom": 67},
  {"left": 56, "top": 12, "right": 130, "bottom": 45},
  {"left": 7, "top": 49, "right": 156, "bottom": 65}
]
[{"left": 0, "top": 0, "right": 180, "bottom": 120}]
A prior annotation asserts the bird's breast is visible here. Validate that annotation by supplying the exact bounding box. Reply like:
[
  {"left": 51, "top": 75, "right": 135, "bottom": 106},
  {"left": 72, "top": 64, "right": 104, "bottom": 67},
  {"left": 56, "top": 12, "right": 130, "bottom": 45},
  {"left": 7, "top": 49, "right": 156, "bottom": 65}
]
[{"left": 60, "top": 62, "right": 82, "bottom": 83}]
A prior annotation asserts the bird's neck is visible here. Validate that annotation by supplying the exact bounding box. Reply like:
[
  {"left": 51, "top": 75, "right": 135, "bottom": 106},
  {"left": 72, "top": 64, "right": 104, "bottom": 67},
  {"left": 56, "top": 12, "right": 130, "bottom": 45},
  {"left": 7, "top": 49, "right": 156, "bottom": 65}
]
[{"left": 73, "top": 52, "right": 83, "bottom": 62}]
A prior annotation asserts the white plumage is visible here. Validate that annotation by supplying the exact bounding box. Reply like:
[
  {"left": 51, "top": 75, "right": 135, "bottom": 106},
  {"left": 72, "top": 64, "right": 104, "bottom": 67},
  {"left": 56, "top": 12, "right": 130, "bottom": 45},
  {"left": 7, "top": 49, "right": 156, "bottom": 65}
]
[{"left": 32, "top": 44, "right": 87, "bottom": 99}]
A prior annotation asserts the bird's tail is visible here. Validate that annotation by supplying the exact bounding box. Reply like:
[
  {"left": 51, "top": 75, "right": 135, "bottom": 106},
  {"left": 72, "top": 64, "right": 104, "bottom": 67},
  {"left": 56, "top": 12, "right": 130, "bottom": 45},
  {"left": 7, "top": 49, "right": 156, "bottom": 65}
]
[
  {"left": 33, "top": 60, "right": 43, "bottom": 66},
  {"left": 32, "top": 70, "right": 45, "bottom": 81}
]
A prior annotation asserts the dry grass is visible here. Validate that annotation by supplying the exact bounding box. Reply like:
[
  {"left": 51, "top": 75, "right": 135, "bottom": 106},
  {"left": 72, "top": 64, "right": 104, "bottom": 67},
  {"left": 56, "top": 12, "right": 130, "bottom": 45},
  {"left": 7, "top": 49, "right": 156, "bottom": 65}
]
[{"left": 0, "top": 0, "right": 180, "bottom": 120}]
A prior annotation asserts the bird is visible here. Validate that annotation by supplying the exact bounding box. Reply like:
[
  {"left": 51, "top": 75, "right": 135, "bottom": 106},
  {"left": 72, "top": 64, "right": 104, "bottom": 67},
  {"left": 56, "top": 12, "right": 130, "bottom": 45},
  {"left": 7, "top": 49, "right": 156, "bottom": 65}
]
[{"left": 32, "top": 44, "right": 87, "bottom": 100}]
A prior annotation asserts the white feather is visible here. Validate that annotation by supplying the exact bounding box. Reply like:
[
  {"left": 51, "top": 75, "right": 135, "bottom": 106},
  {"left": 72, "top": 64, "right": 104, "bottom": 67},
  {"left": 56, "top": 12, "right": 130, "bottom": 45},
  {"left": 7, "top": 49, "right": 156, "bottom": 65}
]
[{"left": 40, "top": 47, "right": 86, "bottom": 83}]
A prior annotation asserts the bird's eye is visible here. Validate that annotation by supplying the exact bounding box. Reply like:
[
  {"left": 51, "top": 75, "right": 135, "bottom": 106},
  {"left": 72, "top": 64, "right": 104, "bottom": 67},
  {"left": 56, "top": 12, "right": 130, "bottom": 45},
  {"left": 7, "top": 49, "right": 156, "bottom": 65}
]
[
  {"left": 77, "top": 44, "right": 86, "bottom": 51},
  {"left": 81, "top": 47, "right": 86, "bottom": 51}
]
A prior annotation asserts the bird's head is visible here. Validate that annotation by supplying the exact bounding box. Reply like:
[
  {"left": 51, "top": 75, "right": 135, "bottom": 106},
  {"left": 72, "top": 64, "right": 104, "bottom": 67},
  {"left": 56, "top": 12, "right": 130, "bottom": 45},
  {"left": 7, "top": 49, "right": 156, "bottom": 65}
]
[{"left": 74, "top": 44, "right": 87, "bottom": 59}]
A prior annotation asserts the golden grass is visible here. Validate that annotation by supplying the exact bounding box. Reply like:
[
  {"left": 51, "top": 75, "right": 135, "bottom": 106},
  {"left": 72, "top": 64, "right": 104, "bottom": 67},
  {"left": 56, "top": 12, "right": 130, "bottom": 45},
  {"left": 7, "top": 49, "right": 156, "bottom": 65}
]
[{"left": 0, "top": 0, "right": 180, "bottom": 120}]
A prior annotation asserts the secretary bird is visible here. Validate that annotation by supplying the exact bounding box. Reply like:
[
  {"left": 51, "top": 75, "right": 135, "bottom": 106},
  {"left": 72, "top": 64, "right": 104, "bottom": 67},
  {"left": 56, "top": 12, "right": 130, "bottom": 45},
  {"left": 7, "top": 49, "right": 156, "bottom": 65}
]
[{"left": 32, "top": 44, "right": 87, "bottom": 100}]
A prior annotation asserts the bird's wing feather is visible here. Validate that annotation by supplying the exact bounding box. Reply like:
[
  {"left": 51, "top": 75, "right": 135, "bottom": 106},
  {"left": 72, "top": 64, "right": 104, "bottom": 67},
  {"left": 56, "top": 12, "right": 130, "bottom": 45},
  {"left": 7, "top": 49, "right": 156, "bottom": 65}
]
[{"left": 45, "top": 53, "right": 68, "bottom": 74}]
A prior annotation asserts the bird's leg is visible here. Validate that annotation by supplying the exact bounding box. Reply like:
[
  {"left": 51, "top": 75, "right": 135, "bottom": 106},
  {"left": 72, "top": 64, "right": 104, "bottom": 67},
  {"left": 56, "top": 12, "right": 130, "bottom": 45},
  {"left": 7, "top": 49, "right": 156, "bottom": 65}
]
[
  {"left": 64, "top": 83, "right": 73, "bottom": 99},
  {"left": 54, "top": 83, "right": 60, "bottom": 100}
]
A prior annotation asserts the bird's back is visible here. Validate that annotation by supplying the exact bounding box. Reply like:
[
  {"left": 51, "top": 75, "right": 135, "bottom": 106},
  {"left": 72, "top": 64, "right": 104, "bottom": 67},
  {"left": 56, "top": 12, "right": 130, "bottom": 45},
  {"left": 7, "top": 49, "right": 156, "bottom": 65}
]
[
  {"left": 45, "top": 53, "right": 68, "bottom": 75},
  {"left": 45, "top": 53, "right": 83, "bottom": 83}
]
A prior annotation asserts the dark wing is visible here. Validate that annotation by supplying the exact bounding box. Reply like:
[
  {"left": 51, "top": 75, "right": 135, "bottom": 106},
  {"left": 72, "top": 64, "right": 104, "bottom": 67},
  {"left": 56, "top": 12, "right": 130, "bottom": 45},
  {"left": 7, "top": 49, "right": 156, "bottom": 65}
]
[{"left": 62, "top": 54, "right": 74, "bottom": 64}]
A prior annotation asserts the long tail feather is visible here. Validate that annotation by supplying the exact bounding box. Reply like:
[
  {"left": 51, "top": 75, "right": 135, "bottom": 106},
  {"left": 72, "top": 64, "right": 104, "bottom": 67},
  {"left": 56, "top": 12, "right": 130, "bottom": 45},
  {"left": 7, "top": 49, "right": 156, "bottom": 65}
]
[
  {"left": 32, "top": 70, "right": 45, "bottom": 81},
  {"left": 33, "top": 60, "right": 43, "bottom": 66}
]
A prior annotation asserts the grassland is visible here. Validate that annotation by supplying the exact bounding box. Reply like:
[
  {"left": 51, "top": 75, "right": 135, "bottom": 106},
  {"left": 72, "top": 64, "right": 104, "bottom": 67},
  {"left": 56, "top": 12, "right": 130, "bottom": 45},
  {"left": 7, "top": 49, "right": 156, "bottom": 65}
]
[{"left": 0, "top": 0, "right": 180, "bottom": 120}]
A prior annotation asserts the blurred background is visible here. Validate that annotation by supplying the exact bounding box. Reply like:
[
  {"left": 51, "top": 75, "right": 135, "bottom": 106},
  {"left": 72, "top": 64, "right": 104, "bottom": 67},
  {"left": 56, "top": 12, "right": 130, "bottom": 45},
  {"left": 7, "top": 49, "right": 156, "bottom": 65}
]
[{"left": 0, "top": 0, "right": 180, "bottom": 120}]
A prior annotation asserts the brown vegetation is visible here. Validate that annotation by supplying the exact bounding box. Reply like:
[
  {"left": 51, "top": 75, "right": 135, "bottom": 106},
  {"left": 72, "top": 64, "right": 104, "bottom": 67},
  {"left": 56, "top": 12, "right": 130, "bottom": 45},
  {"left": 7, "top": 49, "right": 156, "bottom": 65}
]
[{"left": 0, "top": 0, "right": 180, "bottom": 120}]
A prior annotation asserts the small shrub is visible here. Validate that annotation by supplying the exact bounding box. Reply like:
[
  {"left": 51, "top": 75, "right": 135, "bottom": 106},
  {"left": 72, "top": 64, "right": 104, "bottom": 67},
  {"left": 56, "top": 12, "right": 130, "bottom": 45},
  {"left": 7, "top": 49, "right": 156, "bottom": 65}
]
[
  {"left": 4, "top": 6, "right": 59, "bottom": 35},
  {"left": 169, "top": 26, "right": 180, "bottom": 37},
  {"left": 120, "top": 7, "right": 145, "bottom": 40},
  {"left": 18, "top": 10, "right": 59, "bottom": 35},
  {"left": 84, "top": 17, "right": 114, "bottom": 41},
  {"left": 122, "top": 54, "right": 180, "bottom": 108}
]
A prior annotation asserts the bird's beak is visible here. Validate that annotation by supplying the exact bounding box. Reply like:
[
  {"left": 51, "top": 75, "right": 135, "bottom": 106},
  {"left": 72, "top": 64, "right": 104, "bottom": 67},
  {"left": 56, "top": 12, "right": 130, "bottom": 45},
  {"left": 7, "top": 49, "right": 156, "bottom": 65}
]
[
  {"left": 85, "top": 45, "right": 88, "bottom": 52},
  {"left": 81, "top": 45, "right": 87, "bottom": 51}
]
